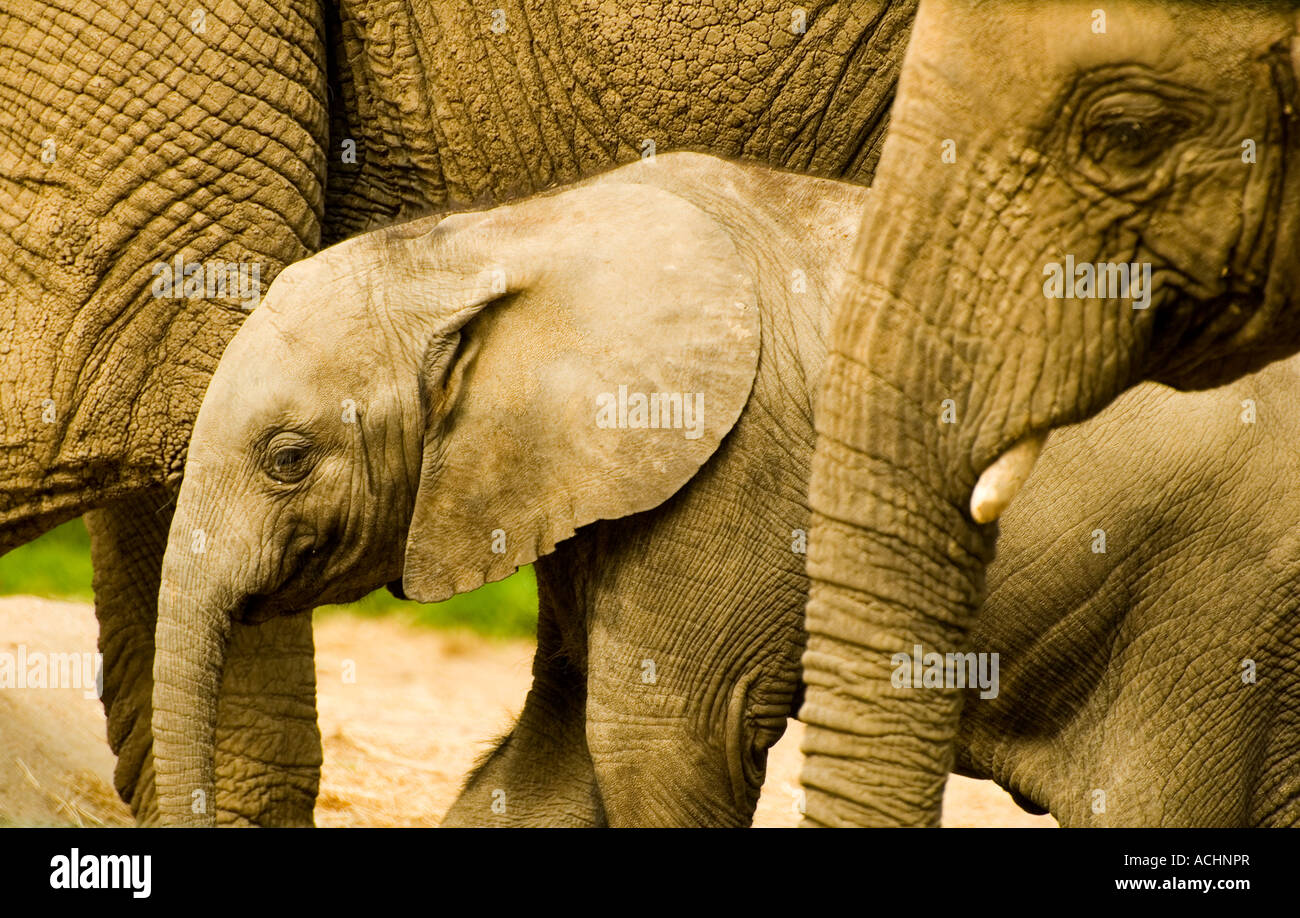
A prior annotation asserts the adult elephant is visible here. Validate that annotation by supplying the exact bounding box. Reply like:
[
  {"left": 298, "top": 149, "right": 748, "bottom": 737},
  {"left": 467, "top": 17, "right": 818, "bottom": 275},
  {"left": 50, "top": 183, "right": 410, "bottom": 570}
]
[
  {"left": 0, "top": 0, "right": 916, "bottom": 823},
  {"left": 800, "top": 0, "right": 1300, "bottom": 825},
  {"left": 965, "top": 359, "right": 1300, "bottom": 827}
]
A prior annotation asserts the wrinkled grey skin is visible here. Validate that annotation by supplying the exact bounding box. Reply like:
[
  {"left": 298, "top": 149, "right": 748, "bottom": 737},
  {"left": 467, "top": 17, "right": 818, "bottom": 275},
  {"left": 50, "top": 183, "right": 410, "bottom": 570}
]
[
  {"left": 801, "top": 0, "right": 1300, "bottom": 826},
  {"left": 153, "top": 153, "right": 868, "bottom": 827},
  {"left": 0, "top": 0, "right": 915, "bottom": 824},
  {"left": 965, "top": 358, "right": 1300, "bottom": 826}
]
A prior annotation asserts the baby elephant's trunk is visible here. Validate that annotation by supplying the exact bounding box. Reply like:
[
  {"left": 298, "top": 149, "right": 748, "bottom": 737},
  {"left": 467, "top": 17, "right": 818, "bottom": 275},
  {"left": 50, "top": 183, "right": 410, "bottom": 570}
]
[{"left": 150, "top": 517, "right": 234, "bottom": 827}]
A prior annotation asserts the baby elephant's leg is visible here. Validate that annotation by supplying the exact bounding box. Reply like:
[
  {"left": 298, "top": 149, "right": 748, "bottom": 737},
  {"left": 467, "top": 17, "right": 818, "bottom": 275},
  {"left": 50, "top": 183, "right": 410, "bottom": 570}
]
[
  {"left": 582, "top": 507, "right": 806, "bottom": 827},
  {"left": 441, "top": 570, "right": 604, "bottom": 826}
]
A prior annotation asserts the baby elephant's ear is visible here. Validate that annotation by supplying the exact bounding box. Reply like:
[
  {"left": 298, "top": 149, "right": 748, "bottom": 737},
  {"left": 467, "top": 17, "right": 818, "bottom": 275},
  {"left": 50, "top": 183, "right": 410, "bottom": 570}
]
[{"left": 401, "top": 181, "right": 760, "bottom": 603}]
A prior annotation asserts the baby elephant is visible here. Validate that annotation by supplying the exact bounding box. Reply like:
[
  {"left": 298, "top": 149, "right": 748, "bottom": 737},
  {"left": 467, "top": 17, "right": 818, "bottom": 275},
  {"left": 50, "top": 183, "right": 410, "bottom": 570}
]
[
  {"left": 151, "top": 152, "right": 866, "bottom": 826},
  {"left": 152, "top": 150, "right": 1300, "bottom": 827}
]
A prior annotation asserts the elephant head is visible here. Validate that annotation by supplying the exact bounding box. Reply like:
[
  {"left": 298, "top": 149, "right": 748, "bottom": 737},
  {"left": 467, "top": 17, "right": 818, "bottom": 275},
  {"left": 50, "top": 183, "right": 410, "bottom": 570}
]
[
  {"left": 150, "top": 175, "right": 764, "bottom": 825},
  {"left": 801, "top": 0, "right": 1300, "bottom": 825}
]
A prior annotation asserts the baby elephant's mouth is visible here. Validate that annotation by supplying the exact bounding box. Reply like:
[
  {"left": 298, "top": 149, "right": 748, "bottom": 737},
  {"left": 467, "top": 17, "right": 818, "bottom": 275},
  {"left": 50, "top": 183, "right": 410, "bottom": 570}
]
[
  {"left": 243, "top": 544, "right": 404, "bottom": 623},
  {"left": 234, "top": 592, "right": 303, "bottom": 624}
]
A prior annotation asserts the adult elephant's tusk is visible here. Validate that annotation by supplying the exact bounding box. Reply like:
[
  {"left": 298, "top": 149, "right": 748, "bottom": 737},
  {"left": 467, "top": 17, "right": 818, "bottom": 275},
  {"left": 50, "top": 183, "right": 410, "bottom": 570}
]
[{"left": 970, "top": 434, "right": 1047, "bottom": 524}]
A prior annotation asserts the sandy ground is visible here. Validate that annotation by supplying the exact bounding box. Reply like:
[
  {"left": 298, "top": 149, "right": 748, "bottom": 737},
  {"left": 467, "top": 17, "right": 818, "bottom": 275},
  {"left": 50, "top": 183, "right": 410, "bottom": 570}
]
[{"left": 0, "top": 597, "right": 1054, "bottom": 828}]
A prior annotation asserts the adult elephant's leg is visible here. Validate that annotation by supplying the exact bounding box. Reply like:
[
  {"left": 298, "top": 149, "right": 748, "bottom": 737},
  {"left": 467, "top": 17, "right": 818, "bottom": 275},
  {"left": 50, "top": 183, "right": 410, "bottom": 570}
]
[
  {"left": 86, "top": 490, "right": 171, "bottom": 821},
  {"left": 213, "top": 613, "right": 319, "bottom": 826},
  {"left": 442, "top": 561, "right": 604, "bottom": 827},
  {"left": 88, "top": 489, "right": 320, "bottom": 826}
]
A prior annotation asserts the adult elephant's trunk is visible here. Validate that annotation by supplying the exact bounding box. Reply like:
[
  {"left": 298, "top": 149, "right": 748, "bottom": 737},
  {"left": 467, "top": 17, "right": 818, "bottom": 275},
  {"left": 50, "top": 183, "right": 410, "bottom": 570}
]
[
  {"left": 151, "top": 506, "right": 241, "bottom": 827},
  {"left": 800, "top": 230, "right": 998, "bottom": 825},
  {"left": 798, "top": 118, "right": 1116, "bottom": 827}
]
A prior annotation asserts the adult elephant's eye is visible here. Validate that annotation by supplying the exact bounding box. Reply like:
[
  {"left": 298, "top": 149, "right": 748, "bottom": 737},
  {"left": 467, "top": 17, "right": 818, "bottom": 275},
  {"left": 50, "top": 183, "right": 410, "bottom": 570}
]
[
  {"left": 266, "top": 439, "right": 313, "bottom": 483},
  {"left": 1080, "top": 92, "right": 1195, "bottom": 178},
  {"left": 1087, "top": 117, "right": 1158, "bottom": 166}
]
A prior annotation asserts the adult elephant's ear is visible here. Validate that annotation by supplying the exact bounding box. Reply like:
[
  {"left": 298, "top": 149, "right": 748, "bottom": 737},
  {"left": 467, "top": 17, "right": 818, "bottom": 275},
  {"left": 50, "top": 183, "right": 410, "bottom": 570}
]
[{"left": 394, "top": 180, "right": 760, "bottom": 603}]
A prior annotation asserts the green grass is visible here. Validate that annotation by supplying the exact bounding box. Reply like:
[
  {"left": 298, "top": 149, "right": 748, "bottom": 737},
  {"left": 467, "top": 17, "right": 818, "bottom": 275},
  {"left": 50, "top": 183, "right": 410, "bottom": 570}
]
[
  {"left": 0, "top": 519, "right": 95, "bottom": 601},
  {"left": 315, "top": 566, "right": 539, "bottom": 639},
  {"left": 0, "top": 518, "right": 539, "bottom": 639}
]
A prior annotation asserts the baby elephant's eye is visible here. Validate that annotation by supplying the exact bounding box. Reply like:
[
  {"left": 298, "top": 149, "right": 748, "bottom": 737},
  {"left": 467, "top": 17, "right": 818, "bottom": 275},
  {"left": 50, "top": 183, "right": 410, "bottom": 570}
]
[{"left": 266, "top": 440, "right": 313, "bottom": 483}]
